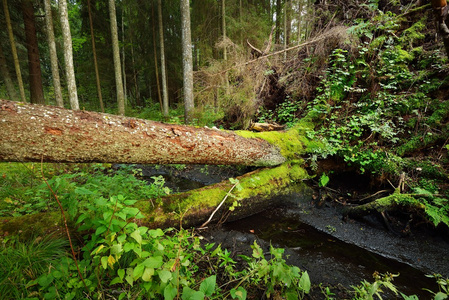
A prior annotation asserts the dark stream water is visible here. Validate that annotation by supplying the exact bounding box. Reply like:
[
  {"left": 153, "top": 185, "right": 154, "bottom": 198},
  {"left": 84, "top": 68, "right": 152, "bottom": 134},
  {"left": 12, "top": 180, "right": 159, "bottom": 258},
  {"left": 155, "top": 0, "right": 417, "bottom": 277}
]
[
  {"left": 224, "top": 208, "right": 439, "bottom": 298},
  {"left": 136, "top": 164, "right": 447, "bottom": 298}
]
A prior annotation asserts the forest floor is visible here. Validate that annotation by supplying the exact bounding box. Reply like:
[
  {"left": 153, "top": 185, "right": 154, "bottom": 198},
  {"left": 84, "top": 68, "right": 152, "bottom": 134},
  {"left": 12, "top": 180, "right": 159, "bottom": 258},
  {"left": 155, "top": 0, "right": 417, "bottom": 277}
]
[{"left": 141, "top": 164, "right": 449, "bottom": 298}]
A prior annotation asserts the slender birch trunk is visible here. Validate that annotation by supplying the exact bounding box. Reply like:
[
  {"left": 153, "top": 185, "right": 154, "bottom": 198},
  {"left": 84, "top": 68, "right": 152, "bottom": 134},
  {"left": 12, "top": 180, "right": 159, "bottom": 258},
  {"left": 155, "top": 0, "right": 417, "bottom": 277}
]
[
  {"left": 59, "top": 0, "right": 79, "bottom": 109},
  {"left": 152, "top": 2, "right": 163, "bottom": 112},
  {"left": 109, "top": 0, "right": 125, "bottom": 115},
  {"left": 158, "top": 0, "right": 169, "bottom": 117},
  {"left": 181, "top": 0, "right": 194, "bottom": 124},
  {"left": 43, "top": 0, "right": 64, "bottom": 107}
]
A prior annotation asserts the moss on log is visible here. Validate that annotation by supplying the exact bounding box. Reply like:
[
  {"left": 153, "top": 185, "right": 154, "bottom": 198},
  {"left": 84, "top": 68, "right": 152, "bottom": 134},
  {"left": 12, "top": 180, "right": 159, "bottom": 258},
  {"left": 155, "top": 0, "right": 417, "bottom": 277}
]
[
  {"left": 344, "top": 192, "right": 425, "bottom": 219},
  {"left": 137, "top": 163, "right": 311, "bottom": 228}
]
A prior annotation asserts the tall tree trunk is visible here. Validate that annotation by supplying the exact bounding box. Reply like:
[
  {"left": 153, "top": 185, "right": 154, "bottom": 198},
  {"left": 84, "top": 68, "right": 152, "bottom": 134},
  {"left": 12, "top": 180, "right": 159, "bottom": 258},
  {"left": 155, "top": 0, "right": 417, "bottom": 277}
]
[
  {"left": 0, "top": 42, "right": 19, "bottom": 101},
  {"left": 151, "top": 3, "right": 162, "bottom": 112},
  {"left": 109, "top": 0, "right": 125, "bottom": 115},
  {"left": 21, "top": 0, "right": 45, "bottom": 105},
  {"left": 59, "top": 0, "right": 79, "bottom": 110},
  {"left": 297, "top": 0, "right": 302, "bottom": 44},
  {"left": 121, "top": 6, "right": 127, "bottom": 107},
  {"left": 87, "top": 0, "right": 104, "bottom": 112},
  {"left": 3, "top": 0, "right": 26, "bottom": 102},
  {"left": 0, "top": 99, "right": 287, "bottom": 166},
  {"left": 222, "top": 0, "right": 229, "bottom": 93},
  {"left": 158, "top": 0, "right": 169, "bottom": 117},
  {"left": 43, "top": 0, "right": 64, "bottom": 107},
  {"left": 275, "top": 0, "right": 282, "bottom": 44},
  {"left": 181, "top": 0, "right": 194, "bottom": 124}
]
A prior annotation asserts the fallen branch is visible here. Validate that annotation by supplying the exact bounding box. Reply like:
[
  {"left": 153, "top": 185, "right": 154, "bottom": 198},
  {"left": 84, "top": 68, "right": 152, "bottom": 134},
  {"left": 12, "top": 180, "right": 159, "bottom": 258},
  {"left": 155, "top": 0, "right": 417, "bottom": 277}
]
[{"left": 199, "top": 181, "right": 238, "bottom": 229}]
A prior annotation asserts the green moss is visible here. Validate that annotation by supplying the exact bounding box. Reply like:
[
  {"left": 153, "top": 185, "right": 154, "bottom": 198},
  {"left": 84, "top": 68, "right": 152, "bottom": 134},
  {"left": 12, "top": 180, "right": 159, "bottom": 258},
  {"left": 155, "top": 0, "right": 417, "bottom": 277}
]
[
  {"left": 235, "top": 121, "right": 314, "bottom": 161},
  {"left": 136, "top": 163, "right": 310, "bottom": 226},
  {"left": 0, "top": 212, "right": 64, "bottom": 239}
]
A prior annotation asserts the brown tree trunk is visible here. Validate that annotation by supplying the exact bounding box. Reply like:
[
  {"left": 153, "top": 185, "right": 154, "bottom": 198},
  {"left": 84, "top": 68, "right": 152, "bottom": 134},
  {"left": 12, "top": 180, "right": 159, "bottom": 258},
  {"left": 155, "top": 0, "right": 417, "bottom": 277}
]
[
  {"left": 0, "top": 42, "right": 19, "bottom": 101},
  {"left": 0, "top": 100, "right": 286, "bottom": 166},
  {"left": 3, "top": 0, "right": 27, "bottom": 102},
  {"left": 87, "top": 0, "right": 104, "bottom": 112},
  {"left": 158, "top": 0, "right": 169, "bottom": 117},
  {"left": 152, "top": 2, "right": 162, "bottom": 112},
  {"left": 21, "top": 0, "right": 45, "bottom": 105}
]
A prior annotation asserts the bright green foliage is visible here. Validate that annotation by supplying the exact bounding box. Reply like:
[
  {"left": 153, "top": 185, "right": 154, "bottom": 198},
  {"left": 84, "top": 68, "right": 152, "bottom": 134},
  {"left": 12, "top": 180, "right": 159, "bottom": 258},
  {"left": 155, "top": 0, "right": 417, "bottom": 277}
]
[{"left": 0, "top": 163, "right": 169, "bottom": 218}]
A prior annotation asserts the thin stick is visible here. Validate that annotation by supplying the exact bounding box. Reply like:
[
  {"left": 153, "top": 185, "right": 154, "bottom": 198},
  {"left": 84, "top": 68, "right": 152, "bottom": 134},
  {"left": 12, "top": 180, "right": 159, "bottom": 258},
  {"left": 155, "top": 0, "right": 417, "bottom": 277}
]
[
  {"left": 40, "top": 158, "right": 90, "bottom": 294},
  {"left": 200, "top": 183, "right": 237, "bottom": 228}
]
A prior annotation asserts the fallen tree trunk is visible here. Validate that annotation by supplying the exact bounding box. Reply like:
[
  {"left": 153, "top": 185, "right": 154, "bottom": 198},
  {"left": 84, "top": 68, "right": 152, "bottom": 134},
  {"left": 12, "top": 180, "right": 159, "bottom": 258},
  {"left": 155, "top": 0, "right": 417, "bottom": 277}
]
[
  {"left": 0, "top": 163, "right": 312, "bottom": 236},
  {"left": 138, "top": 163, "right": 311, "bottom": 228},
  {"left": 0, "top": 100, "right": 285, "bottom": 166}
]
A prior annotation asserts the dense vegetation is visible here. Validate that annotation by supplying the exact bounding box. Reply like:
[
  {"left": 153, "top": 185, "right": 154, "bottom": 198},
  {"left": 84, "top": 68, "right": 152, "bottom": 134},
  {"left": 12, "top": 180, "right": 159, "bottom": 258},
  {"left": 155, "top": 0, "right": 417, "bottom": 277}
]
[{"left": 1, "top": 0, "right": 449, "bottom": 299}]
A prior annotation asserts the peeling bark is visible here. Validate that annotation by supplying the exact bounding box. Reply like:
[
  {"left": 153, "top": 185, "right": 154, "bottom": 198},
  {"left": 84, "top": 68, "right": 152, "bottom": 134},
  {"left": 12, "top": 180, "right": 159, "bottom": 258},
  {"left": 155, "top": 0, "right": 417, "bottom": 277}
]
[{"left": 0, "top": 100, "right": 286, "bottom": 166}]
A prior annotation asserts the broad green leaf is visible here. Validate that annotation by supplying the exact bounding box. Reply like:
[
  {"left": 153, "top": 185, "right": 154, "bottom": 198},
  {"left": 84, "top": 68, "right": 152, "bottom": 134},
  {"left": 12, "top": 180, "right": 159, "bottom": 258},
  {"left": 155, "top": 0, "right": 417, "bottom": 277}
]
[
  {"left": 118, "top": 268, "right": 125, "bottom": 280},
  {"left": 124, "top": 199, "right": 137, "bottom": 205},
  {"left": 199, "top": 275, "right": 216, "bottom": 297},
  {"left": 133, "top": 264, "right": 145, "bottom": 279},
  {"left": 124, "top": 242, "right": 134, "bottom": 252},
  {"left": 143, "top": 256, "right": 163, "bottom": 268},
  {"left": 101, "top": 256, "right": 108, "bottom": 269},
  {"left": 230, "top": 287, "right": 247, "bottom": 300},
  {"left": 434, "top": 292, "right": 448, "bottom": 300},
  {"left": 142, "top": 267, "right": 154, "bottom": 282},
  {"left": 76, "top": 214, "right": 88, "bottom": 224},
  {"left": 158, "top": 269, "right": 172, "bottom": 283},
  {"left": 95, "top": 225, "right": 107, "bottom": 235},
  {"left": 299, "top": 271, "right": 311, "bottom": 293},
  {"left": 110, "top": 277, "right": 123, "bottom": 285},
  {"left": 131, "top": 229, "right": 142, "bottom": 244},
  {"left": 94, "top": 197, "right": 108, "bottom": 206},
  {"left": 117, "top": 234, "right": 127, "bottom": 243},
  {"left": 149, "top": 228, "right": 164, "bottom": 238},
  {"left": 37, "top": 274, "right": 54, "bottom": 287},
  {"left": 164, "top": 284, "right": 178, "bottom": 300},
  {"left": 125, "top": 275, "right": 134, "bottom": 286},
  {"left": 110, "top": 243, "right": 123, "bottom": 255}
]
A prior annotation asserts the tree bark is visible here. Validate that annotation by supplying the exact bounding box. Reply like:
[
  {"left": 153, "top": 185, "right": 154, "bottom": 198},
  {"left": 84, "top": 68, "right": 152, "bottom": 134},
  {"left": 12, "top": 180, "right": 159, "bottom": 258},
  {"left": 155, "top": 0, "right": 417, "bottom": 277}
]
[
  {"left": 0, "top": 100, "right": 286, "bottom": 166},
  {"left": 152, "top": 2, "right": 163, "bottom": 112},
  {"left": 43, "top": 0, "right": 64, "bottom": 108},
  {"left": 21, "top": 0, "right": 45, "bottom": 105},
  {"left": 0, "top": 42, "right": 19, "bottom": 101},
  {"left": 109, "top": 0, "right": 125, "bottom": 115},
  {"left": 59, "top": 0, "right": 79, "bottom": 110},
  {"left": 158, "top": 0, "right": 169, "bottom": 118},
  {"left": 181, "top": 0, "right": 194, "bottom": 124},
  {"left": 3, "top": 0, "right": 27, "bottom": 103},
  {"left": 87, "top": 0, "right": 104, "bottom": 113}
]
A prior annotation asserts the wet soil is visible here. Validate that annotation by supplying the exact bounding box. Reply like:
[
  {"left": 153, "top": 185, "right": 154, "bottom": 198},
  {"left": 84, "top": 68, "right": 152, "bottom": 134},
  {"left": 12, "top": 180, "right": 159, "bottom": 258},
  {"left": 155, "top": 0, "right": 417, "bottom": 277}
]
[{"left": 138, "top": 164, "right": 449, "bottom": 297}]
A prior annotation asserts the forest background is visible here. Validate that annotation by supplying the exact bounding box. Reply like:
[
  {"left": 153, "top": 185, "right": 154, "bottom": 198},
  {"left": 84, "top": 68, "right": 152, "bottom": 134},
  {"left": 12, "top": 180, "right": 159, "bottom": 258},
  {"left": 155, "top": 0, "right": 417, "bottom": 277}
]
[{"left": 1, "top": 0, "right": 449, "bottom": 299}]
